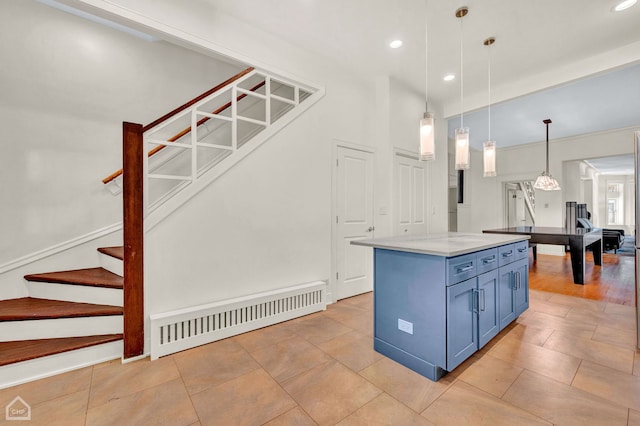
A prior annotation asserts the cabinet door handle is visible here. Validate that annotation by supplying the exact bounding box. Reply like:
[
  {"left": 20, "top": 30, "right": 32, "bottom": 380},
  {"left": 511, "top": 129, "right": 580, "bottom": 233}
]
[
  {"left": 456, "top": 264, "right": 473, "bottom": 274},
  {"left": 517, "top": 247, "right": 528, "bottom": 253},
  {"left": 472, "top": 289, "right": 479, "bottom": 314},
  {"left": 516, "top": 271, "right": 521, "bottom": 289},
  {"left": 482, "top": 256, "right": 496, "bottom": 265},
  {"left": 502, "top": 251, "right": 513, "bottom": 258},
  {"left": 519, "top": 272, "right": 523, "bottom": 289},
  {"left": 480, "top": 288, "right": 486, "bottom": 312}
]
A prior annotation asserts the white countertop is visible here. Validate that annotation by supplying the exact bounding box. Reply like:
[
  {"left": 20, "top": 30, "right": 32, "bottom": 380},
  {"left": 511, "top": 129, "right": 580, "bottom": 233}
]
[{"left": 351, "top": 232, "right": 530, "bottom": 257}]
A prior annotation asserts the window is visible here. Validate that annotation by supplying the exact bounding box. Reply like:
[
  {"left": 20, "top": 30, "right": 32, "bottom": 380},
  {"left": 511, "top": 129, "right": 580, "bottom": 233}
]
[{"left": 606, "top": 182, "right": 624, "bottom": 225}]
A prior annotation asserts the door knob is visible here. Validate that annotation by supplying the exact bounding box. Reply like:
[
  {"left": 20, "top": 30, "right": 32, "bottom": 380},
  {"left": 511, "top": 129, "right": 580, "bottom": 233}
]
[{"left": 367, "top": 226, "right": 375, "bottom": 232}]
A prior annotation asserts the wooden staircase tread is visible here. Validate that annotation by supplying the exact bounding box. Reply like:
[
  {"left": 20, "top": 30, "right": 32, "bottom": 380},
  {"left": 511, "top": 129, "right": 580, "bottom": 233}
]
[
  {"left": 0, "top": 298, "right": 123, "bottom": 321},
  {"left": 98, "top": 246, "right": 124, "bottom": 260},
  {"left": 24, "top": 267, "right": 123, "bottom": 289},
  {"left": 0, "top": 334, "right": 122, "bottom": 367}
]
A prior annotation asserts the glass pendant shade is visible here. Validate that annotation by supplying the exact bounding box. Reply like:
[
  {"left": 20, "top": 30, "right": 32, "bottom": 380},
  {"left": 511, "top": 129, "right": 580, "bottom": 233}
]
[
  {"left": 455, "top": 127, "right": 470, "bottom": 170},
  {"left": 534, "top": 172, "right": 561, "bottom": 190},
  {"left": 483, "top": 37, "right": 496, "bottom": 178},
  {"left": 483, "top": 141, "right": 496, "bottom": 177},
  {"left": 419, "top": 112, "right": 435, "bottom": 161}
]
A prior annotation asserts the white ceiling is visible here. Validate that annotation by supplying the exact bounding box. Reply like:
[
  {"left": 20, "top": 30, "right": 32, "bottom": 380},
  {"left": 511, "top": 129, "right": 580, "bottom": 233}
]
[
  {"left": 204, "top": 0, "right": 640, "bottom": 149},
  {"left": 585, "top": 154, "right": 635, "bottom": 175},
  {"left": 448, "top": 62, "right": 640, "bottom": 149}
]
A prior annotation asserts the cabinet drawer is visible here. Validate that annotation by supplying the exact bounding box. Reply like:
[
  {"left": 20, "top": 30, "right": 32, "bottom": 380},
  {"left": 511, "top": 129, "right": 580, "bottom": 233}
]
[
  {"left": 514, "top": 240, "right": 529, "bottom": 261},
  {"left": 476, "top": 248, "right": 498, "bottom": 274},
  {"left": 446, "top": 253, "right": 477, "bottom": 285},
  {"left": 498, "top": 244, "right": 516, "bottom": 267}
]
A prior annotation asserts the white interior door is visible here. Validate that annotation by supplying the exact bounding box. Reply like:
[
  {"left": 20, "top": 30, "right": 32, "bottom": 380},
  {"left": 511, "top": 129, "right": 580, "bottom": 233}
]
[
  {"left": 334, "top": 145, "right": 374, "bottom": 301},
  {"left": 395, "top": 153, "right": 428, "bottom": 235}
]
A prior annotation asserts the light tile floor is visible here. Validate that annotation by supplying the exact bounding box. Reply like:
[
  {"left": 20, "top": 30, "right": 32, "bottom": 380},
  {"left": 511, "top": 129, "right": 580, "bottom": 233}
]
[{"left": 1, "top": 289, "right": 639, "bottom": 425}]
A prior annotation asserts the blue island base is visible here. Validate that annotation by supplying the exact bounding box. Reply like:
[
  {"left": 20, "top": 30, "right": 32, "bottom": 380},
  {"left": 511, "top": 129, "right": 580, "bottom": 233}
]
[{"left": 374, "top": 338, "right": 448, "bottom": 382}]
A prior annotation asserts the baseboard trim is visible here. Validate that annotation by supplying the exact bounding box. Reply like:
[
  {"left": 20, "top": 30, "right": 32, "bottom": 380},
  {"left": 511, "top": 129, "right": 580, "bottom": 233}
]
[
  {"left": 0, "top": 223, "right": 122, "bottom": 274},
  {"left": 121, "top": 353, "right": 149, "bottom": 364}
]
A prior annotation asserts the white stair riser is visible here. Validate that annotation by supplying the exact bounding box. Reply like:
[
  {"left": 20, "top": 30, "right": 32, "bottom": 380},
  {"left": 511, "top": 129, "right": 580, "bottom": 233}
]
[
  {"left": 100, "top": 253, "right": 123, "bottom": 277},
  {"left": 26, "top": 282, "right": 123, "bottom": 307},
  {"left": 0, "top": 316, "right": 122, "bottom": 342},
  {"left": 0, "top": 340, "right": 123, "bottom": 389}
]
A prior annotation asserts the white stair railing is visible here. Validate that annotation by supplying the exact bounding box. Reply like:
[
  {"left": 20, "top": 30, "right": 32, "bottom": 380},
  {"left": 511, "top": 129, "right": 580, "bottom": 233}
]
[
  {"left": 140, "top": 69, "right": 314, "bottom": 212},
  {"left": 519, "top": 181, "right": 536, "bottom": 223}
]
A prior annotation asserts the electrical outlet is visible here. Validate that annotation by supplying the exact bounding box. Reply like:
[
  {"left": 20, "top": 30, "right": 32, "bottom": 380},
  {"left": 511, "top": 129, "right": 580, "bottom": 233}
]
[{"left": 397, "top": 318, "right": 413, "bottom": 335}]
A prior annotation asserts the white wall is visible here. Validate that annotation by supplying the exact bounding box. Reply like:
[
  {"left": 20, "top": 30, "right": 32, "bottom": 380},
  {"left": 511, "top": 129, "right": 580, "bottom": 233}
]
[
  {"left": 458, "top": 126, "right": 639, "bottom": 254},
  {"left": 563, "top": 160, "right": 600, "bottom": 225},
  {"left": 145, "top": 103, "right": 336, "bottom": 311},
  {"left": 3, "top": 0, "right": 449, "bottom": 318},
  {"left": 63, "top": 0, "right": 378, "bottom": 317},
  {"left": 0, "top": 0, "right": 243, "bottom": 274},
  {"left": 81, "top": 0, "right": 451, "bottom": 320}
]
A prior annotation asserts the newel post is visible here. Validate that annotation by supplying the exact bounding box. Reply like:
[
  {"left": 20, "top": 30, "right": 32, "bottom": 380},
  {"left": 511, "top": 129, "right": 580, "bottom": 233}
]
[{"left": 122, "top": 122, "right": 144, "bottom": 359}]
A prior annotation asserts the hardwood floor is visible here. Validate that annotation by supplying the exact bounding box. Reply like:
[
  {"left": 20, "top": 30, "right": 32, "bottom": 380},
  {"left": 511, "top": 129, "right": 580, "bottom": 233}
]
[{"left": 529, "top": 251, "right": 636, "bottom": 305}]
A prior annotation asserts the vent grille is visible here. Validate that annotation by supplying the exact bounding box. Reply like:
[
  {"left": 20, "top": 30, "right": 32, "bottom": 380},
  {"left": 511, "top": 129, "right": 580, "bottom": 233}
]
[{"left": 150, "top": 281, "right": 327, "bottom": 359}]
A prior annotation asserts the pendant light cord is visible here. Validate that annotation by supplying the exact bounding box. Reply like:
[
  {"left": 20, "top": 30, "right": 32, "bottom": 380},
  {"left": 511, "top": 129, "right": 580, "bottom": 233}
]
[
  {"left": 425, "top": 0, "right": 429, "bottom": 111},
  {"left": 460, "top": 16, "right": 464, "bottom": 128},
  {"left": 487, "top": 43, "right": 491, "bottom": 140},
  {"left": 546, "top": 122, "right": 550, "bottom": 173}
]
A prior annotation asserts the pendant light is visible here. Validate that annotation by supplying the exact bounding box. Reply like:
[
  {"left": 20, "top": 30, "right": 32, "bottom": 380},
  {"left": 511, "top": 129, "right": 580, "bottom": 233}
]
[
  {"left": 483, "top": 37, "right": 496, "bottom": 177},
  {"left": 533, "top": 119, "right": 561, "bottom": 190},
  {"left": 454, "top": 6, "right": 469, "bottom": 170},
  {"left": 420, "top": 0, "right": 435, "bottom": 161},
  {"left": 420, "top": 112, "right": 435, "bottom": 161}
]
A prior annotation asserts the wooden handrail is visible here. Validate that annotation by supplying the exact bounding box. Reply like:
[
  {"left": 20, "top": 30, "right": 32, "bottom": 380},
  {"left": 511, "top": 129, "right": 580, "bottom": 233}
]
[
  {"left": 144, "top": 80, "right": 266, "bottom": 159},
  {"left": 144, "top": 66, "right": 254, "bottom": 132},
  {"left": 103, "top": 66, "right": 257, "bottom": 184}
]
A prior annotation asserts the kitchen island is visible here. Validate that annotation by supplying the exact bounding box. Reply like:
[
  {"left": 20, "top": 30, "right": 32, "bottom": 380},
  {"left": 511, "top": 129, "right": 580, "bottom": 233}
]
[{"left": 352, "top": 232, "right": 530, "bottom": 381}]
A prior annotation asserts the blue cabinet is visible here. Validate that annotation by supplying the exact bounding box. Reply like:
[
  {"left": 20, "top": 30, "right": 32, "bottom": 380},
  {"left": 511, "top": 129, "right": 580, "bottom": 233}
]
[
  {"left": 498, "top": 265, "right": 517, "bottom": 328},
  {"left": 498, "top": 258, "right": 529, "bottom": 329},
  {"left": 477, "top": 268, "right": 500, "bottom": 348},
  {"left": 446, "top": 277, "right": 478, "bottom": 370},
  {"left": 498, "top": 242, "right": 530, "bottom": 329},
  {"left": 446, "top": 266, "right": 499, "bottom": 371},
  {"left": 514, "top": 258, "right": 529, "bottom": 317},
  {"left": 373, "top": 240, "right": 528, "bottom": 381}
]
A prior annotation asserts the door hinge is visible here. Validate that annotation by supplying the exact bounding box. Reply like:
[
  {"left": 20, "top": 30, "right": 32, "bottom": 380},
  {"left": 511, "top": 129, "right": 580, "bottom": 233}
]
[
  {"left": 336, "top": 215, "right": 339, "bottom": 223},
  {"left": 336, "top": 272, "right": 339, "bottom": 280},
  {"left": 336, "top": 159, "right": 339, "bottom": 167}
]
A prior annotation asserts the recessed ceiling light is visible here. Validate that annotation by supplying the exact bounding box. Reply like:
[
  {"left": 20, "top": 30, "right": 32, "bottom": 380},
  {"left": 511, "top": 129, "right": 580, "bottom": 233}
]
[
  {"left": 389, "top": 40, "right": 403, "bottom": 49},
  {"left": 612, "top": 0, "right": 637, "bottom": 11},
  {"left": 443, "top": 74, "right": 456, "bottom": 81}
]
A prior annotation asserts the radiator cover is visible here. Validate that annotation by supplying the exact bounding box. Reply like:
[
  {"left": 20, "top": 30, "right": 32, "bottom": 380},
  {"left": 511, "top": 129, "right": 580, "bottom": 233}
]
[{"left": 150, "top": 281, "right": 327, "bottom": 359}]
